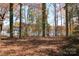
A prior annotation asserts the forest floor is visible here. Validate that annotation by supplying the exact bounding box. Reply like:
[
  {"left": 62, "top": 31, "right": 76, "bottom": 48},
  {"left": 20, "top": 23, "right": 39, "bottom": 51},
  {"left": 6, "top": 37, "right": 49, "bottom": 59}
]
[{"left": 0, "top": 36, "right": 68, "bottom": 56}]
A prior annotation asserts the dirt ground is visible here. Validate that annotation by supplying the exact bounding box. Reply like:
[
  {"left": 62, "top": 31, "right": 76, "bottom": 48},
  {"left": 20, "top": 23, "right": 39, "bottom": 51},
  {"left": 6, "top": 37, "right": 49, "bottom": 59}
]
[{"left": 0, "top": 37, "right": 67, "bottom": 56}]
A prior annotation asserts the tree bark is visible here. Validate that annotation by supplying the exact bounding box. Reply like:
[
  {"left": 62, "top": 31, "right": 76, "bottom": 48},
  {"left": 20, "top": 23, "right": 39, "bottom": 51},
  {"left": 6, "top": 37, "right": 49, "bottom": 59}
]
[
  {"left": 10, "top": 3, "right": 13, "bottom": 38},
  {"left": 54, "top": 3, "right": 57, "bottom": 36},
  {"left": 42, "top": 3, "right": 46, "bottom": 37},
  {"left": 19, "top": 3, "right": 22, "bottom": 38},
  {"left": 59, "top": 4, "right": 63, "bottom": 36},
  {"left": 65, "top": 3, "right": 69, "bottom": 37}
]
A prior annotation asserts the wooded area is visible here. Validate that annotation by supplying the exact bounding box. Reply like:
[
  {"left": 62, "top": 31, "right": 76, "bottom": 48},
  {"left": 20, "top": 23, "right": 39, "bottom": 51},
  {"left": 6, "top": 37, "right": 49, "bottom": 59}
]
[{"left": 0, "top": 3, "right": 79, "bottom": 56}]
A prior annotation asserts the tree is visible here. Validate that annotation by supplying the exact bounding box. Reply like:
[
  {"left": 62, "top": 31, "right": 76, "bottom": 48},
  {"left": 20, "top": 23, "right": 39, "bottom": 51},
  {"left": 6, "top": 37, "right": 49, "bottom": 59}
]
[
  {"left": 72, "top": 4, "right": 79, "bottom": 37},
  {"left": 59, "top": 4, "right": 63, "bottom": 35},
  {"left": 62, "top": 4, "right": 79, "bottom": 56},
  {"left": 65, "top": 3, "right": 69, "bottom": 37},
  {"left": 42, "top": 3, "right": 46, "bottom": 37},
  {"left": 19, "top": 3, "right": 22, "bottom": 38},
  {"left": 67, "top": 4, "right": 78, "bottom": 36},
  {"left": 10, "top": 3, "right": 13, "bottom": 38},
  {"left": 36, "top": 13, "right": 42, "bottom": 36},
  {"left": 0, "top": 4, "right": 9, "bottom": 32},
  {"left": 76, "top": 4, "right": 79, "bottom": 23},
  {"left": 53, "top": 3, "right": 57, "bottom": 36}
]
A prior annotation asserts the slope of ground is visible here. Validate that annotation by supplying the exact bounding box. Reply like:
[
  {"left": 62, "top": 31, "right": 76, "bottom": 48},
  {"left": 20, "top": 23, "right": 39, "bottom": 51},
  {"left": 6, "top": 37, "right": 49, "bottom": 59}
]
[{"left": 0, "top": 36, "right": 67, "bottom": 56}]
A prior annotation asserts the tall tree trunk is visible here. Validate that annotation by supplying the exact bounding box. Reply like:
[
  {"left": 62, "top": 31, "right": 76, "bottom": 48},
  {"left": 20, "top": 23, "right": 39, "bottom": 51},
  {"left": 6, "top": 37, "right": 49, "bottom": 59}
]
[
  {"left": 19, "top": 3, "right": 22, "bottom": 38},
  {"left": 56, "top": 6, "right": 58, "bottom": 36},
  {"left": 70, "top": 11, "right": 73, "bottom": 36},
  {"left": 54, "top": 3, "right": 57, "bottom": 36},
  {"left": 0, "top": 19, "right": 2, "bottom": 32},
  {"left": 0, "top": 18, "right": 3, "bottom": 32},
  {"left": 59, "top": 4, "right": 63, "bottom": 35},
  {"left": 24, "top": 6, "right": 27, "bottom": 36},
  {"left": 47, "top": 24, "right": 50, "bottom": 36},
  {"left": 0, "top": 21, "right": 2, "bottom": 32},
  {"left": 65, "top": 3, "right": 68, "bottom": 37},
  {"left": 68, "top": 11, "right": 71, "bottom": 36},
  {"left": 42, "top": 3, "right": 46, "bottom": 37},
  {"left": 10, "top": 3, "right": 13, "bottom": 38}
]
